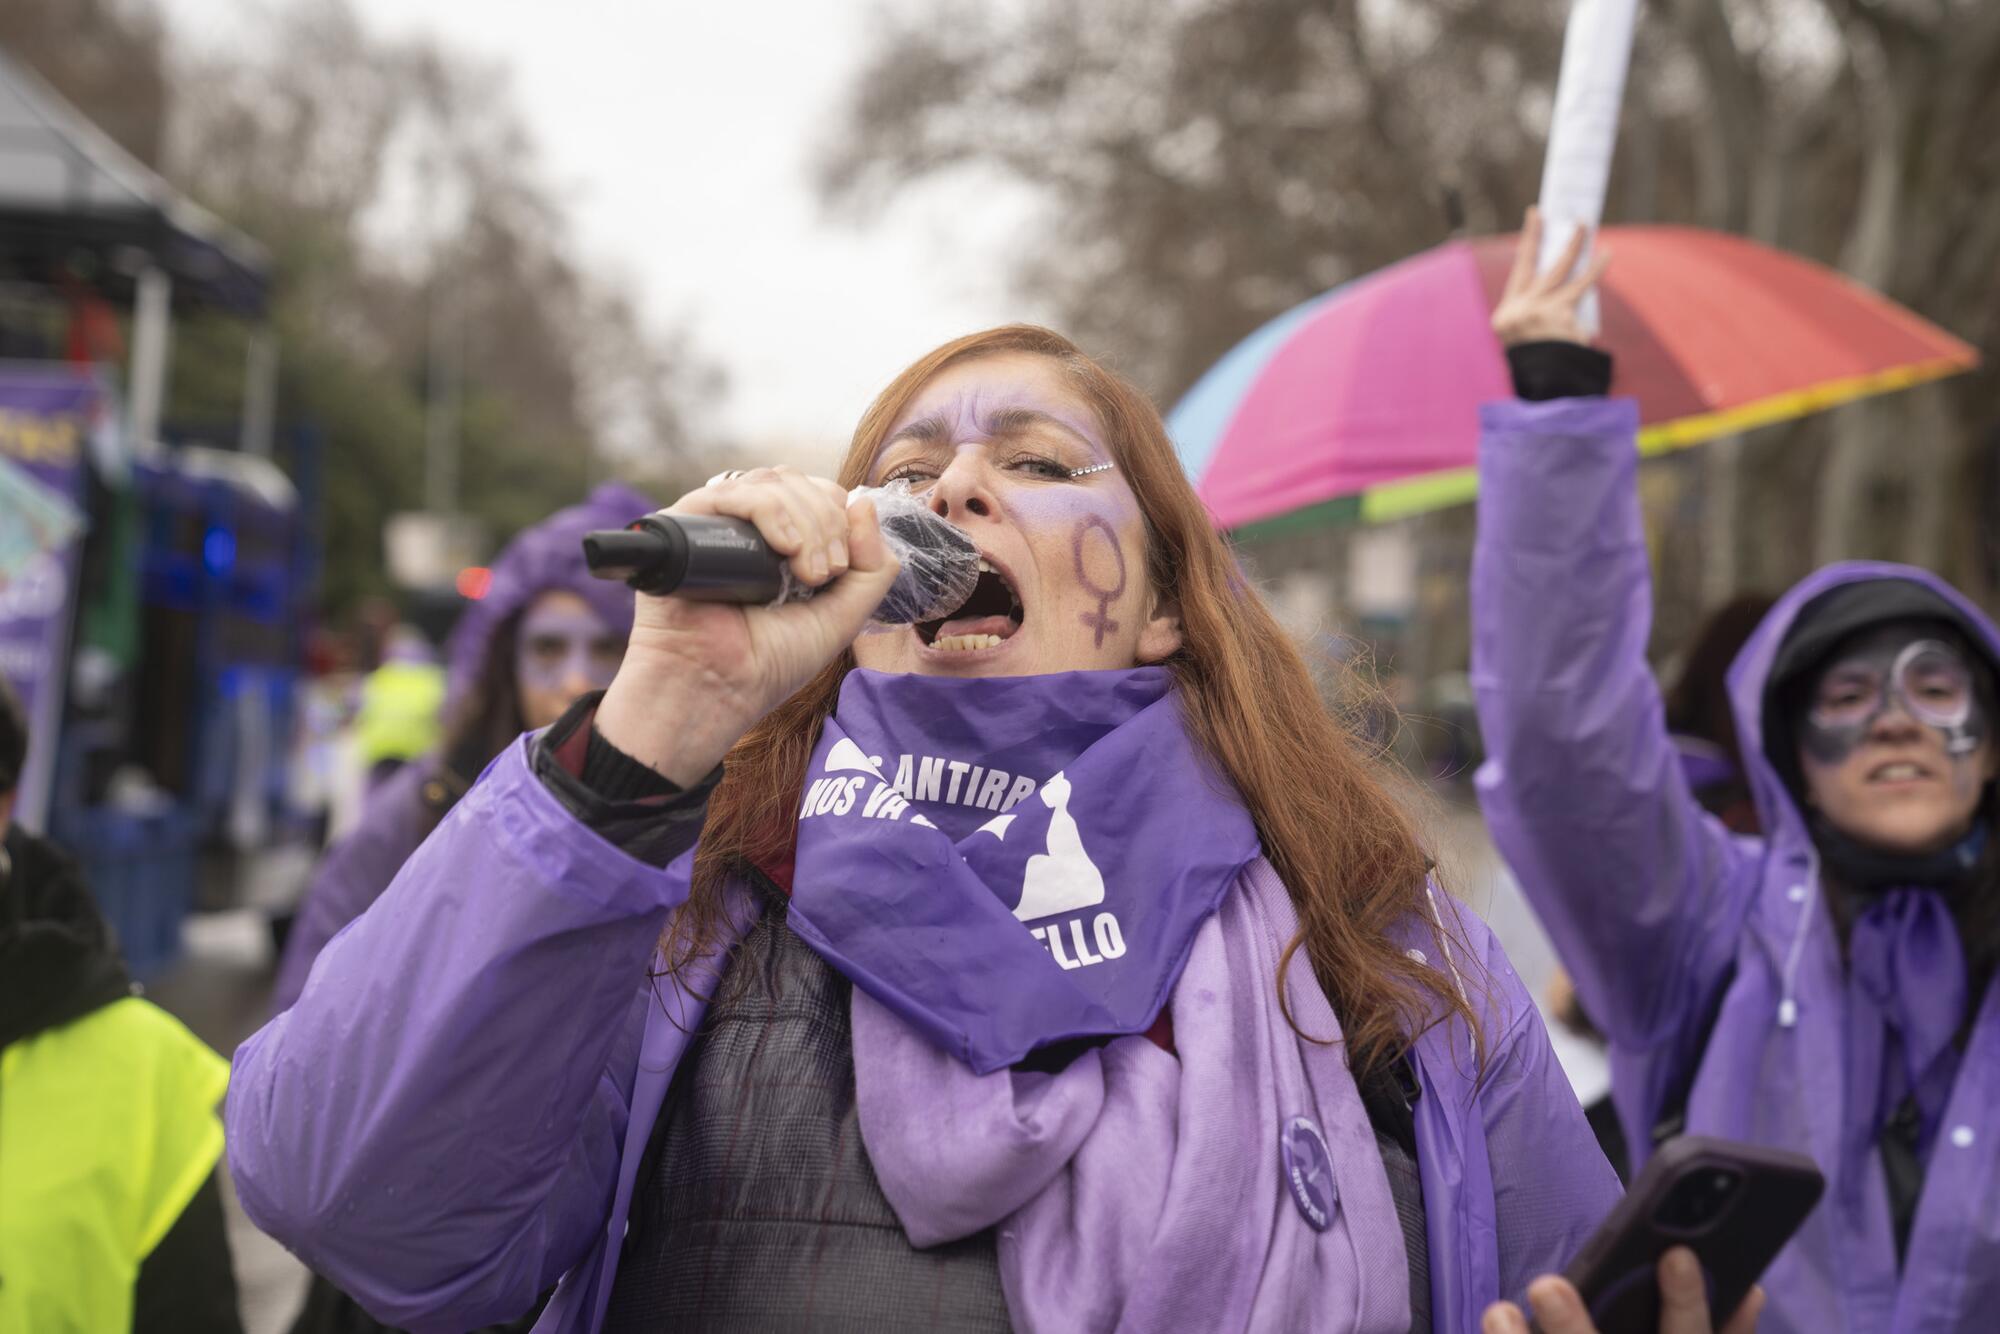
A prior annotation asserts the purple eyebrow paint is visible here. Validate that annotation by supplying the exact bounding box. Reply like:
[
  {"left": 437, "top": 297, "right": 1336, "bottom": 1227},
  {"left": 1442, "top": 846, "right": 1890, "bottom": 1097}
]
[{"left": 881, "top": 385, "right": 1109, "bottom": 461}]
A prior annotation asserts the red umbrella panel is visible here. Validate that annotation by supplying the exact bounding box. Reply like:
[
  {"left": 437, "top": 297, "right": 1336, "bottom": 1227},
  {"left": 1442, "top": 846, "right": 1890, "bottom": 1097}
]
[{"left": 1168, "top": 226, "right": 1979, "bottom": 537}]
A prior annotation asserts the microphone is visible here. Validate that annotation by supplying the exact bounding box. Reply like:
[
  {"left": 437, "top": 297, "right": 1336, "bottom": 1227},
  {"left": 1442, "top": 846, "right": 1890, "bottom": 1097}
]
[{"left": 582, "top": 485, "right": 981, "bottom": 626}]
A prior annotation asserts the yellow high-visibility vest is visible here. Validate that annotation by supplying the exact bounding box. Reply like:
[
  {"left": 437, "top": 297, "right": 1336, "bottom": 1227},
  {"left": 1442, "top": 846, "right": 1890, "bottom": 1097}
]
[
  {"left": 355, "top": 659, "right": 448, "bottom": 768},
  {"left": 0, "top": 996, "right": 229, "bottom": 1332}
]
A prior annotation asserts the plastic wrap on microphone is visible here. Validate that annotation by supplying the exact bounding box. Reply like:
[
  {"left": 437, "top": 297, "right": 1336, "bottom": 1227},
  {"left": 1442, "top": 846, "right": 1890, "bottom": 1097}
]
[{"left": 862, "top": 484, "right": 981, "bottom": 624}]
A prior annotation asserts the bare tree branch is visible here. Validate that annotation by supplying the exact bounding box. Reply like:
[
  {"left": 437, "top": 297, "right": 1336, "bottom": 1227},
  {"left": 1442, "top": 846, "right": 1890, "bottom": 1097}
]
[{"left": 1668, "top": 0, "right": 1763, "bottom": 230}]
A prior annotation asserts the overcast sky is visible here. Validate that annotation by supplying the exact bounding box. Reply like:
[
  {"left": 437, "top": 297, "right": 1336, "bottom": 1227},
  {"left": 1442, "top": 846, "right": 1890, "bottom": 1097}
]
[{"left": 168, "top": 0, "right": 1047, "bottom": 469}]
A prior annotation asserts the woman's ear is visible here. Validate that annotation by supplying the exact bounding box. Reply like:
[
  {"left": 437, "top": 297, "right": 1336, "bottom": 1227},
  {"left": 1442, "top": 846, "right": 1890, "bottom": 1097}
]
[{"left": 1137, "top": 592, "right": 1183, "bottom": 664}]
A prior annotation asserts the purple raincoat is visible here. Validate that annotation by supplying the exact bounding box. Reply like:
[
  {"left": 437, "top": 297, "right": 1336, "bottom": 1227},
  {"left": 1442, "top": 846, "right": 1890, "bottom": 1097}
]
[
  {"left": 1472, "top": 396, "right": 2000, "bottom": 1333},
  {"left": 270, "top": 483, "right": 649, "bottom": 1014},
  {"left": 229, "top": 734, "right": 1618, "bottom": 1332}
]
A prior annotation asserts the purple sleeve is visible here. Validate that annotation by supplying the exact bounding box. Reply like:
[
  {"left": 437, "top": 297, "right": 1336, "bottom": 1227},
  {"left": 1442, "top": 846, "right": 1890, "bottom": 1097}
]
[
  {"left": 1473, "top": 930, "right": 1625, "bottom": 1300},
  {"left": 226, "top": 736, "right": 704, "bottom": 1331},
  {"left": 270, "top": 765, "right": 434, "bottom": 1015},
  {"left": 1470, "top": 397, "right": 1758, "bottom": 1054}
]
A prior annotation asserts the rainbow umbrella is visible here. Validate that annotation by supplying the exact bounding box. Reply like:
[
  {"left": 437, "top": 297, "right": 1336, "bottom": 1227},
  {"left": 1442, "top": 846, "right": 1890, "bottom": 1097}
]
[{"left": 1170, "top": 225, "right": 1979, "bottom": 538}]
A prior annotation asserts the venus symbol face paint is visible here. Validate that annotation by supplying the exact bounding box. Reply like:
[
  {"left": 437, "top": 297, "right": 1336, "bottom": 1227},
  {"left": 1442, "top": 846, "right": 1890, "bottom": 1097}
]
[{"left": 1071, "top": 514, "right": 1127, "bottom": 649}]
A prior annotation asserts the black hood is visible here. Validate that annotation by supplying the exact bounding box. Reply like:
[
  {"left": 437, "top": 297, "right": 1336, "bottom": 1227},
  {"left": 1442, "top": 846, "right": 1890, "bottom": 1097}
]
[
  {"left": 1765, "top": 578, "right": 1997, "bottom": 700},
  {"left": 0, "top": 825, "right": 133, "bottom": 1049}
]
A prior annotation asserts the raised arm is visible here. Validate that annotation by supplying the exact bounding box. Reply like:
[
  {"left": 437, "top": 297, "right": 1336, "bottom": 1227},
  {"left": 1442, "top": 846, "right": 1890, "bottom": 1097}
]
[{"left": 1470, "top": 213, "right": 1759, "bottom": 1056}]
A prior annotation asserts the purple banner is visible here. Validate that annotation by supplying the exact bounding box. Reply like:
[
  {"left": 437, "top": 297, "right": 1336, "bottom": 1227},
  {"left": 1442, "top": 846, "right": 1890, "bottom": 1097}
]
[{"left": 0, "top": 367, "right": 101, "bottom": 832}]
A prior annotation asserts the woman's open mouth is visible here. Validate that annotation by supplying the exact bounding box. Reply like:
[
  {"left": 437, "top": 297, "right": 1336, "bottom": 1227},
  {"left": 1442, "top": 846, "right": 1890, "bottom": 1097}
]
[{"left": 917, "top": 557, "right": 1025, "bottom": 653}]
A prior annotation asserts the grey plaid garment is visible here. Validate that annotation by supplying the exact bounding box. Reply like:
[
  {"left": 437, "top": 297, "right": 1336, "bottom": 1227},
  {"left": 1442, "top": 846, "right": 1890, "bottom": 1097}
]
[
  {"left": 601, "top": 904, "right": 1012, "bottom": 1333},
  {"left": 1375, "top": 1124, "right": 1431, "bottom": 1334}
]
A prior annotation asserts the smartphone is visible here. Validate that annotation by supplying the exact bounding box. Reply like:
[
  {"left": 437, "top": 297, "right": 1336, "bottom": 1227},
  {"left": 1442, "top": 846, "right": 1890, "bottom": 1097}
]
[{"left": 1555, "top": 1135, "right": 1825, "bottom": 1334}]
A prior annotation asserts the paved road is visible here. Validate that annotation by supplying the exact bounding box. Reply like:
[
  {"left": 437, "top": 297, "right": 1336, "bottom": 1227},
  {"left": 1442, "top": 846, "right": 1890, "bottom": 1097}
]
[{"left": 149, "top": 910, "right": 311, "bottom": 1334}]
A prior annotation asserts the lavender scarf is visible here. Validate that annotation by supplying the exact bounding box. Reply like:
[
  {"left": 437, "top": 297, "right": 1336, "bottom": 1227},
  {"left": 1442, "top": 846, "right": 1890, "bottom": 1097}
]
[{"left": 852, "top": 858, "right": 1410, "bottom": 1333}]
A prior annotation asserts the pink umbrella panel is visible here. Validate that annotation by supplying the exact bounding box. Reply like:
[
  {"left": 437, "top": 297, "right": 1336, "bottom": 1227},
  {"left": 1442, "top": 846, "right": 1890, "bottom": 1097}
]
[{"left": 1168, "top": 226, "right": 1979, "bottom": 537}]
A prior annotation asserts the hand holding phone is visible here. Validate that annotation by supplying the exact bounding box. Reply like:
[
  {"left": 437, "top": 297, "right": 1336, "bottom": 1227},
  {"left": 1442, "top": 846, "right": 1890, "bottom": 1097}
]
[
  {"left": 1482, "top": 1248, "right": 1765, "bottom": 1334},
  {"left": 1546, "top": 1135, "right": 1823, "bottom": 1334}
]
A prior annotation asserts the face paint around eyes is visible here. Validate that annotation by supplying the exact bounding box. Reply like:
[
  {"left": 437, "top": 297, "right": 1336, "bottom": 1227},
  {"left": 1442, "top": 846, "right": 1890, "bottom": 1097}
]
[
  {"left": 1803, "top": 638, "right": 1988, "bottom": 765},
  {"left": 874, "top": 445, "right": 1124, "bottom": 516},
  {"left": 1801, "top": 713, "right": 1872, "bottom": 769},
  {"left": 517, "top": 635, "right": 622, "bottom": 691},
  {"left": 516, "top": 609, "right": 623, "bottom": 691}
]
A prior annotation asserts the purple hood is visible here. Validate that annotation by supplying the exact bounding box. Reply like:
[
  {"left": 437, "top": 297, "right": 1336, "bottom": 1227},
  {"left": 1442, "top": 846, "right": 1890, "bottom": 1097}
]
[{"left": 444, "top": 483, "right": 651, "bottom": 711}]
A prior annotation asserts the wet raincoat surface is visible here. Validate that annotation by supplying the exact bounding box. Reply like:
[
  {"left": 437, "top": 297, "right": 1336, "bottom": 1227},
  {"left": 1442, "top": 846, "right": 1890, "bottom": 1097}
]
[
  {"left": 1473, "top": 395, "right": 2000, "bottom": 1333},
  {"left": 229, "top": 724, "right": 1621, "bottom": 1333},
  {"left": 270, "top": 484, "right": 647, "bottom": 1014}
]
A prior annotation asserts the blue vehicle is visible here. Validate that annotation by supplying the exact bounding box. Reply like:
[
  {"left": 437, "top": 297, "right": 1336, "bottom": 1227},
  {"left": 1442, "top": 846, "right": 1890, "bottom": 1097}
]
[{"left": 50, "top": 441, "right": 318, "bottom": 976}]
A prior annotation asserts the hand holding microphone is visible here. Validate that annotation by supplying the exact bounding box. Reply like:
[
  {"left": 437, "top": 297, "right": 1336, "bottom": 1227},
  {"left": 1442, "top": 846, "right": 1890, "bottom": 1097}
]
[{"left": 591, "top": 466, "right": 910, "bottom": 788}]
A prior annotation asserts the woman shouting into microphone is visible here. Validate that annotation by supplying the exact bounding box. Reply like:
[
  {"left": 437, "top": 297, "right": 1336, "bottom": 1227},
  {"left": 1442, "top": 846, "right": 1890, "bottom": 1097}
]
[{"left": 229, "top": 325, "right": 1654, "bottom": 1334}]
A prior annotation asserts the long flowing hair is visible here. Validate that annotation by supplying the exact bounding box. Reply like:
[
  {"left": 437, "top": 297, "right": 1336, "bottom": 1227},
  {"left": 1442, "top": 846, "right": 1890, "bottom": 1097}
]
[
  {"left": 672, "top": 325, "right": 1482, "bottom": 1078},
  {"left": 440, "top": 609, "right": 528, "bottom": 781}
]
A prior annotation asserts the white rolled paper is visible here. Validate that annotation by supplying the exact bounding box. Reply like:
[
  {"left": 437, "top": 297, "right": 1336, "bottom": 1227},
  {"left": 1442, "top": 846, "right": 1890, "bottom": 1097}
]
[{"left": 1534, "top": 0, "right": 1641, "bottom": 333}]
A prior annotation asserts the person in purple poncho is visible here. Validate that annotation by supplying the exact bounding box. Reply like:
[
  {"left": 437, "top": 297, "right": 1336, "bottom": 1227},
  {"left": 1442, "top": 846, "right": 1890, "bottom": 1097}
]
[
  {"left": 228, "top": 324, "right": 1734, "bottom": 1334},
  {"left": 271, "top": 483, "right": 649, "bottom": 1018},
  {"left": 1474, "top": 211, "right": 2000, "bottom": 1334},
  {"left": 270, "top": 484, "right": 644, "bottom": 1334}
]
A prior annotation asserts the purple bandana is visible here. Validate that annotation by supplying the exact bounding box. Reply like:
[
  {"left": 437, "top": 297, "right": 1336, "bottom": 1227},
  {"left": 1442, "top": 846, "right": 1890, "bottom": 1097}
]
[
  {"left": 786, "top": 666, "right": 1262, "bottom": 1073},
  {"left": 1844, "top": 887, "right": 1969, "bottom": 1177}
]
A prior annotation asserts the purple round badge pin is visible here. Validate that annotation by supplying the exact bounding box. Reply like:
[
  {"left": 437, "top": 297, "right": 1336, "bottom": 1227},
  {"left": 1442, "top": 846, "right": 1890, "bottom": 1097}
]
[{"left": 1280, "top": 1115, "right": 1337, "bottom": 1232}]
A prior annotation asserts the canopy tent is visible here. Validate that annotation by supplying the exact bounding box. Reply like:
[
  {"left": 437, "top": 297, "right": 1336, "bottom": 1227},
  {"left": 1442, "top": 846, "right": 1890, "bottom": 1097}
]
[{"left": 0, "top": 48, "right": 268, "bottom": 315}]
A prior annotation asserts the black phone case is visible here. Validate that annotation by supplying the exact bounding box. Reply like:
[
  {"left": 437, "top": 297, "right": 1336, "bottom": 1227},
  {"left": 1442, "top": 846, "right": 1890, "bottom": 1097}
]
[{"left": 1558, "top": 1135, "right": 1825, "bottom": 1334}]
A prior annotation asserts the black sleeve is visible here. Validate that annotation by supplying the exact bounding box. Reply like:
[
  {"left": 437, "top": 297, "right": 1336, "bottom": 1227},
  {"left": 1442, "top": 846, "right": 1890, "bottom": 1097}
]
[
  {"left": 1506, "top": 340, "right": 1613, "bottom": 401},
  {"left": 133, "top": 1166, "right": 245, "bottom": 1334},
  {"left": 580, "top": 715, "right": 682, "bottom": 801},
  {"left": 530, "top": 691, "right": 721, "bottom": 868}
]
